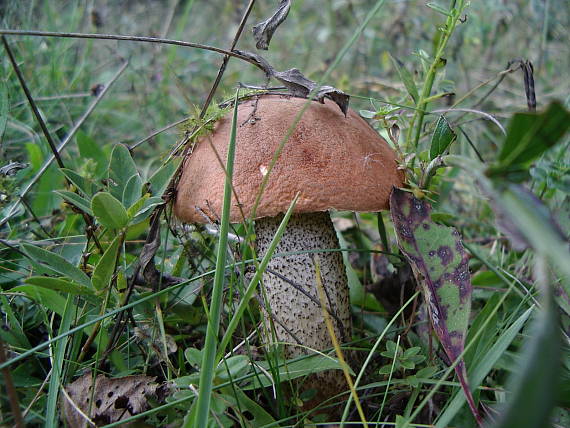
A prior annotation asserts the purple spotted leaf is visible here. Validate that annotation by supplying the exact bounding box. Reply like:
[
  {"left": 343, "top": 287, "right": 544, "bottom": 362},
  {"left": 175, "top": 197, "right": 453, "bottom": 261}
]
[{"left": 390, "top": 188, "right": 482, "bottom": 425}]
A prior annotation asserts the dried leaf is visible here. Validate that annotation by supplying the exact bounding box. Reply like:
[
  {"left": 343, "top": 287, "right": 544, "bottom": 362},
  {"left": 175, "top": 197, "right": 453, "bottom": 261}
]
[
  {"left": 62, "top": 374, "right": 159, "bottom": 428},
  {"left": 522, "top": 61, "right": 536, "bottom": 111},
  {"left": 139, "top": 211, "right": 162, "bottom": 286},
  {"left": 389, "top": 124, "right": 401, "bottom": 146},
  {"left": 235, "top": 49, "right": 349, "bottom": 115},
  {"left": 134, "top": 322, "right": 178, "bottom": 361},
  {"left": 272, "top": 68, "right": 316, "bottom": 97},
  {"left": 0, "top": 161, "right": 27, "bottom": 176},
  {"left": 252, "top": 0, "right": 291, "bottom": 50},
  {"left": 273, "top": 69, "right": 350, "bottom": 115},
  {"left": 315, "top": 85, "right": 350, "bottom": 116},
  {"left": 390, "top": 188, "right": 481, "bottom": 424},
  {"left": 236, "top": 49, "right": 274, "bottom": 77}
]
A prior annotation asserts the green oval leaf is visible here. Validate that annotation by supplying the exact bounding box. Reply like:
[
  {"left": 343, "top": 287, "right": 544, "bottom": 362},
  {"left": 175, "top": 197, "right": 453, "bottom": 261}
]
[
  {"left": 184, "top": 347, "right": 203, "bottom": 368},
  {"left": 109, "top": 144, "right": 138, "bottom": 202},
  {"left": 215, "top": 355, "right": 250, "bottom": 382},
  {"left": 430, "top": 115, "right": 456, "bottom": 160},
  {"left": 497, "top": 102, "right": 570, "bottom": 170},
  {"left": 91, "top": 235, "right": 122, "bottom": 291},
  {"left": 91, "top": 192, "right": 129, "bottom": 229},
  {"left": 243, "top": 355, "right": 347, "bottom": 390},
  {"left": 128, "top": 196, "right": 164, "bottom": 225},
  {"left": 148, "top": 158, "right": 181, "bottom": 196},
  {"left": 123, "top": 174, "right": 143, "bottom": 209},
  {"left": 60, "top": 168, "right": 97, "bottom": 197}
]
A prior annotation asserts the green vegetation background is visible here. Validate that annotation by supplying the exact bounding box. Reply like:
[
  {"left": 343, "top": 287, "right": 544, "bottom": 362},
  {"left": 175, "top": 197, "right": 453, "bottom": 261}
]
[{"left": 0, "top": 1, "right": 569, "bottom": 427}]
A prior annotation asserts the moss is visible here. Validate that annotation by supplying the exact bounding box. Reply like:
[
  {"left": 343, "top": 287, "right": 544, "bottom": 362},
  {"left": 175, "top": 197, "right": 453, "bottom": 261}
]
[{"left": 179, "top": 88, "right": 271, "bottom": 143}]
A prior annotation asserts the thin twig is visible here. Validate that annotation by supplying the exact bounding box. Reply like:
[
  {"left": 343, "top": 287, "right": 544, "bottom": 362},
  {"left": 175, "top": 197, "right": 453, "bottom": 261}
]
[
  {"left": 199, "top": 0, "right": 256, "bottom": 119},
  {"left": 11, "top": 92, "right": 92, "bottom": 108},
  {"left": 129, "top": 116, "right": 191, "bottom": 150},
  {"left": 20, "top": 197, "right": 53, "bottom": 238},
  {"left": 457, "top": 125, "right": 485, "bottom": 163},
  {"left": 2, "top": 36, "right": 65, "bottom": 168},
  {"left": 0, "top": 339, "right": 25, "bottom": 428},
  {"left": 431, "top": 107, "right": 506, "bottom": 135},
  {"left": 0, "top": 237, "right": 35, "bottom": 258},
  {"left": 0, "top": 29, "right": 263, "bottom": 70}
]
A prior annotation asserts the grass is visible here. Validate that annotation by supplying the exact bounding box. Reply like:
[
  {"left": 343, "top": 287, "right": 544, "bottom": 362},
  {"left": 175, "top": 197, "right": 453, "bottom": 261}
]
[{"left": 0, "top": 0, "right": 569, "bottom": 427}]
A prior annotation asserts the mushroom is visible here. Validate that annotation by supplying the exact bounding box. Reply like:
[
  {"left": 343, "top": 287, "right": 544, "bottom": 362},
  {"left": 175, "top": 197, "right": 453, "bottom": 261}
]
[{"left": 174, "top": 95, "right": 403, "bottom": 409}]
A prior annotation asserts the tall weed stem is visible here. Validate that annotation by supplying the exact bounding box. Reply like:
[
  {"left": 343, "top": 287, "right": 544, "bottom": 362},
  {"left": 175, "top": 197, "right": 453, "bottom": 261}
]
[{"left": 406, "top": 1, "right": 468, "bottom": 155}]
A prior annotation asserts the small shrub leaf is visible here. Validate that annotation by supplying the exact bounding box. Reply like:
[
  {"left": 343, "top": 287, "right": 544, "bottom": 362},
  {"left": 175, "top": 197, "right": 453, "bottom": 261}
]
[
  {"left": 243, "top": 355, "right": 349, "bottom": 390},
  {"left": 21, "top": 244, "right": 91, "bottom": 287},
  {"left": 148, "top": 158, "right": 180, "bottom": 196},
  {"left": 123, "top": 174, "right": 143, "bottom": 209},
  {"left": 128, "top": 196, "right": 164, "bottom": 225},
  {"left": 108, "top": 144, "right": 138, "bottom": 202},
  {"left": 184, "top": 347, "right": 203, "bottom": 368},
  {"left": 76, "top": 130, "right": 107, "bottom": 176},
  {"left": 91, "top": 192, "right": 129, "bottom": 229},
  {"left": 60, "top": 168, "right": 97, "bottom": 197},
  {"left": 215, "top": 355, "right": 250, "bottom": 382},
  {"left": 55, "top": 190, "right": 93, "bottom": 215},
  {"left": 496, "top": 101, "right": 570, "bottom": 172},
  {"left": 10, "top": 285, "right": 67, "bottom": 316},
  {"left": 390, "top": 54, "right": 419, "bottom": 103},
  {"left": 228, "top": 387, "right": 276, "bottom": 426},
  {"left": 430, "top": 115, "right": 456, "bottom": 160},
  {"left": 426, "top": 2, "right": 452, "bottom": 16},
  {"left": 91, "top": 235, "right": 121, "bottom": 291}
]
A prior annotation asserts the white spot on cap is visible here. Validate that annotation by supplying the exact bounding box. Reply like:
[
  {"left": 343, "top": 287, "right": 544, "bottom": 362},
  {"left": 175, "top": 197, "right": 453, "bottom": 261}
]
[{"left": 259, "top": 165, "right": 268, "bottom": 176}]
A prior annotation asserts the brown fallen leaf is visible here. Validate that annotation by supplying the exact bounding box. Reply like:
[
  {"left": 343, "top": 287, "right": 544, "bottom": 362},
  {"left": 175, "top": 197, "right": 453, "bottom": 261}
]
[{"left": 62, "top": 373, "right": 159, "bottom": 427}]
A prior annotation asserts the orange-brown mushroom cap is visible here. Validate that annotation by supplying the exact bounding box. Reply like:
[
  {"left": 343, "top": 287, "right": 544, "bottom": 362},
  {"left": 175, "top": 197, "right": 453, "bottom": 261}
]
[{"left": 174, "top": 95, "right": 403, "bottom": 223}]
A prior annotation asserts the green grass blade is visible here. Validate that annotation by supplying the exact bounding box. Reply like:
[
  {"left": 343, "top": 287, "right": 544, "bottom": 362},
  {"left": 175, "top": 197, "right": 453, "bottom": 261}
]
[
  {"left": 492, "top": 258, "right": 560, "bottom": 428},
  {"left": 500, "top": 185, "right": 570, "bottom": 279},
  {"left": 21, "top": 244, "right": 92, "bottom": 288},
  {"left": 45, "top": 294, "right": 74, "bottom": 428},
  {"left": 436, "top": 306, "right": 533, "bottom": 427},
  {"left": 0, "top": 79, "right": 9, "bottom": 142},
  {"left": 340, "top": 292, "right": 419, "bottom": 424},
  {"left": 190, "top": 88, "right": 240, "bottom": 428}
]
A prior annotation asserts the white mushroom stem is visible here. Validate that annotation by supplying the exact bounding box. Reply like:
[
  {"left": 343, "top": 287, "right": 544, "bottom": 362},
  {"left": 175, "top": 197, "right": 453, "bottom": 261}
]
[{"left": 255, "top": 212, "right": 351, "bottom": 407}]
